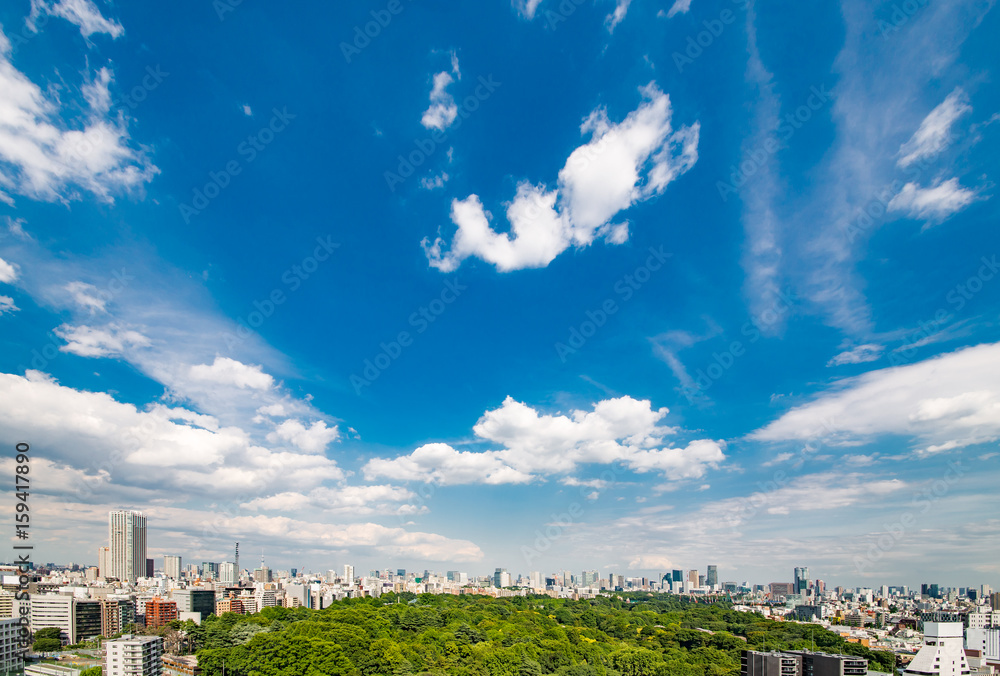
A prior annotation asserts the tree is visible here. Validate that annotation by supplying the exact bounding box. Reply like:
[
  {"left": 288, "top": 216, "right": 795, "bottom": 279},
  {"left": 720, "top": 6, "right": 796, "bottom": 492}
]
[
  {"left": 34, "top": 627, "right": 63, "bottom": 640},
  {"left": 33, "top": 637, "right": 63, "bottom": 653}
]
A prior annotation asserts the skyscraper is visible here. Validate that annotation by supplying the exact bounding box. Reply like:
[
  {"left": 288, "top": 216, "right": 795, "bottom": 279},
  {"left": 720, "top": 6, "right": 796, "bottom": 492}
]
[
  {"left": 163, "top": 556, "right": 181, "bottom": 580},
  {"left": 707, "top": 565, "right": 719, "bottom": 588},
  {"left": 344, "top": 564, "right": 355, "bottom": 586},
  {"left": 219, "top": 562, "right": 237, "bottom": 584},
  {"left": 98, "top": 547, "right": 110, "bottom": 578},
  {"left": 108, "top": 510, "right": 147, "bottom": 583},
  {"left": 793, "top": 567, "right": 809, "bottom": 595}
]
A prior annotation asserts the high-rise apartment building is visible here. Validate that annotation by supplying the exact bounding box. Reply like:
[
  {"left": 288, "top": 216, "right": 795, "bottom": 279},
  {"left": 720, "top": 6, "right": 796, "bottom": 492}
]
[
  {"left": 163, "top": 556, "right": 181, "bottom": 580},
  {"left": 108, "top": 510, "right": 147, "bottom": 583},
  {"left": 101, "top": 599, "right": 135, "bottom": 636},
  {"left": 707, "top": 565, "right": 719, "bottom": 588},
  {"left": 688, "top": 570, "right": 699, "bottom": 587},
  {"left": 106, "top": 634, "right": 163, "bottom": 676},
  {"left": 98, "top": 547, "right": 110, "bottom": 578},
  {"left": 344, "top": 565, "right": 355, "bottom": 586},
  {"left": 0, "top": 618, "right": 24, "bottom": 673},
  {"left": 143, "top": 599, "right": 177, "bottom": 629}
]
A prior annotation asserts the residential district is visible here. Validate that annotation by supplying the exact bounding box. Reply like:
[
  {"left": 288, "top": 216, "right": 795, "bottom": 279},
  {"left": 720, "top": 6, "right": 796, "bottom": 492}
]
[{"left": 1, "top": 510, "right": 997, "bottom": 676}]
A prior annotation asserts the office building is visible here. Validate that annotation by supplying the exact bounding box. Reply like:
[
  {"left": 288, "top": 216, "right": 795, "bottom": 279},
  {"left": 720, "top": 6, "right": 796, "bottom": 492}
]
[
  {"left": 201, "top": 562, "right": 219, "bottom": 581},
  {"left": 109, "top": 510, "right": 147, "bottom": 583},
  {"left": 707, "top": 565, "right": 719, "bottom": 588},
  {"left": 343, "top": 564, "right": 355, "bottom": 586},
  {"left": 75, "top": 600, "right": 102, "bottom": 642},
  {"left": 172, "top": 590, "right": 215, "bottom": 619},
  {"left": 0, "top": 618, "right": 24, "bottom": 673},
  {"left": 794, "top": 567, "right": 810, "bottom": 595},
  {"left": 493, "top": 568, "right": 510, "bottom": 588},
  {"left": 106, "top": 634, "right": 163, "bottom": 676},
  {"left": 163, "top": 556, "right": 181, "bottom": 580},
  {"left": 903, "top": 623, "right": 970, "bottom": 676},
  {"left": 965, "top": 628, "right": 999, "bottom": 663},
  {"left": 582, "top": 570, "right": 598, "bottom": 587},
  {"left": 219, "top": 562, "right": 237, "bottom": 585},
  {"left": 144, "top": 599, "right": 177, "bottom": 629},
  {"left": 29, "top": 594, "right": 74, "bottom": 644},
  {"left": 992, "top": 592, "right": 1000, "bottom": 611},
  {"left": 216, "top": 598, "right": 244, "bottom": 615},
  {"left": 253, "top": 567, "right": 271, "bottom": 583}
]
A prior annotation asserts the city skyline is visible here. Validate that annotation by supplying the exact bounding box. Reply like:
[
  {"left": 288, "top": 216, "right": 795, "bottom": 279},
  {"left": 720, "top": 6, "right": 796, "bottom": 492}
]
[{"left": 0, "top": 0, "right": 998, "bottom": 587}]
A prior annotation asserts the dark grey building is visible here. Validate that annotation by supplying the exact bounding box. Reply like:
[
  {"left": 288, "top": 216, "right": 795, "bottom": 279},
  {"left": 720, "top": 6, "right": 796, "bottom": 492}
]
[
  {"left": 744, "top": 651, "right": 867, "bottom": 676},
  {"left": 173, "top": 589, "right": 216, "bottom": 619},
  {"left": 742, "top": 651, "right": 802, "bottom": 676}
]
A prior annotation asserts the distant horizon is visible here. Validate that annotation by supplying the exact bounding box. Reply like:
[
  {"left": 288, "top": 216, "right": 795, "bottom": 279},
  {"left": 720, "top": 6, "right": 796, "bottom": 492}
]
[{"left": 1, "top": 0, "right": 998, "bottom": 593}]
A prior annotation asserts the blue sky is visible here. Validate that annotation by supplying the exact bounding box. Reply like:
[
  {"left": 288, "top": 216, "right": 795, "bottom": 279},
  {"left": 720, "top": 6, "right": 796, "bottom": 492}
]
[{"left": 0, "top": 0, "right": 998, "bottom": 588}]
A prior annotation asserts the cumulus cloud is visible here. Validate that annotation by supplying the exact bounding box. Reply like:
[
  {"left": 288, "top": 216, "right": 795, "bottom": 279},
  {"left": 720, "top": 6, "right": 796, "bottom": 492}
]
[
  {"left": 422, "top": 83, "right": 699, "bottom": 272},
  {"left": 55, "top": 323, "right": 151, "bottom": 358},
  {"left": 752, "top": 342, "right": 1000, "bottom": 453},
  {"left": 364, "top": 395, "right": 725, "bottom": 485},
  {"left": 241, "top": 484, "right": 418, "bottom": 515},
  {"left": 0, "top": 295, "right": 17, "bottom": 315},
  {"left": 828, "top": 343, "right": 884, "bottom": 366},
  {"left": 421, "top": 56, "right": 461, "bottom": 131},
  {"left": 665, "top": 0, "right": 693, "bottom": 18},
  {"left": 28, "top": 0, "right": 124, "bottom": 38},
  {"left": 897, "top": 87, "right": 972, "bottom": 168},
  {"left": 420, "top": 172, "right": 449, "bottom": 190},
  {"left": 266, "top": 419, "right": 339, "bottom": 453},
  {"left": 188, "top": 357, "right": 275, "bottom": 391},
  {"left": 887, "top": 178, "right": 978, "bottom": 223},
  {"left": 0, "top": 257, "right": 18, "bottom": 284},
  {"left": 0, "top": 28, "right": 156, "bottom": 203}
]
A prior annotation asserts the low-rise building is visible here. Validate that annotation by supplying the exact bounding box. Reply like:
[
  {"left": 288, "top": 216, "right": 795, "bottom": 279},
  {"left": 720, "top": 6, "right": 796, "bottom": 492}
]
[{"left": 107, "top": 634, "right": 164, "bottom": 676}]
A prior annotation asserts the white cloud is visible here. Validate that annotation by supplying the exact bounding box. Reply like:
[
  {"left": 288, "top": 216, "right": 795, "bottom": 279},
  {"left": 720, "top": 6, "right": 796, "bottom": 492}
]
[
  {"left": 606, "top": 0, "right": 632, "bottom": 32},
  {"left": 242, "top": 105, "right": 253, "bottom": 116},
  {"left": 423, "top": 83, "right": 699, "bottom": 272},
  {"left": 887, "top": 178, "right": 978, "bottom": 223},
  {"left": 266, "top": 419, "right": 339, "bottom": 453},
  {"left": 5, "top": 216, "right": 29, "bottom": 239},
  {"left": 421, "top": 72, "right": 458, "bottom": 131},
  {"left": 188, "top": 356, "right": 274, "bottom": 390},
  {"left": 752, "top": 342, "right": 1000, "bottom": 452},
  {"left": 0, "top": 295, "right": 17, "bottom": 315},
  {"left": 0, "top": 371, "right": 346, "bottom": 495},
  {"left": 897, "top": 87, "right": 972, "bottom": 168},
  {"left": 665, "top": 0, "right": 693, "bottom": 18},
  {"left": 364, "top": 395, "right": 724, "bottom": 485},
  {"left": 28, "top": 0, "right": 124, "bottom": 38},
  {"left": 420, "top": 172, "right": 449, "bottom": 190},
  {"left": 0, "top": 257, "right": 18, "bottom": 283},
  {"left": 513, "top": 0, "right": 544, "bottom": 19},
  {"left": 828, "top": 343, "right": 884, "bottom": 366},
  {"left": 55, "top": 323, "right": 151, "bottom": 358},
  {"left": 65, "top": 281, "right": 108, "bottom": 313},
  {"left": 0, "top": 26, "right": 156, "bottom": 203},
  {"left": 241, "top": 484, "right": 417, "bottom": 515}
]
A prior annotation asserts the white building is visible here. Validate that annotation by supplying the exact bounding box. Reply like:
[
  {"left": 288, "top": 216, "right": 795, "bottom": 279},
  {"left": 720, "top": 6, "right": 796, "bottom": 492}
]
[
  {"left": 106, "top": 634, "right": 163, "bottom": 676},
  {"left": 0, "top": 618, "right": 24, "bottom": 673},
  {"left": 219, "top": 562, "right": 237, "bottom": 584},
  {"left": 344, "top": 565, "right": 355, "bottom": 586},
  {"left": 966, "top": 628, "right": 1000, "bottom": 663},
  {"left": 163, "top": 556, "right": 181, "bottom": 580},
  {"left": 969, "top": 612, "right": 1000, "bottom": 630},
  {"left": 903, "top": 622, "right": 971, "bottom": 676},
  {"left": 109, "top": 510, "right": 147, "bottom": 583},
  {"left": 29, "top": 594, "right": 74, "bottom": 644}
]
